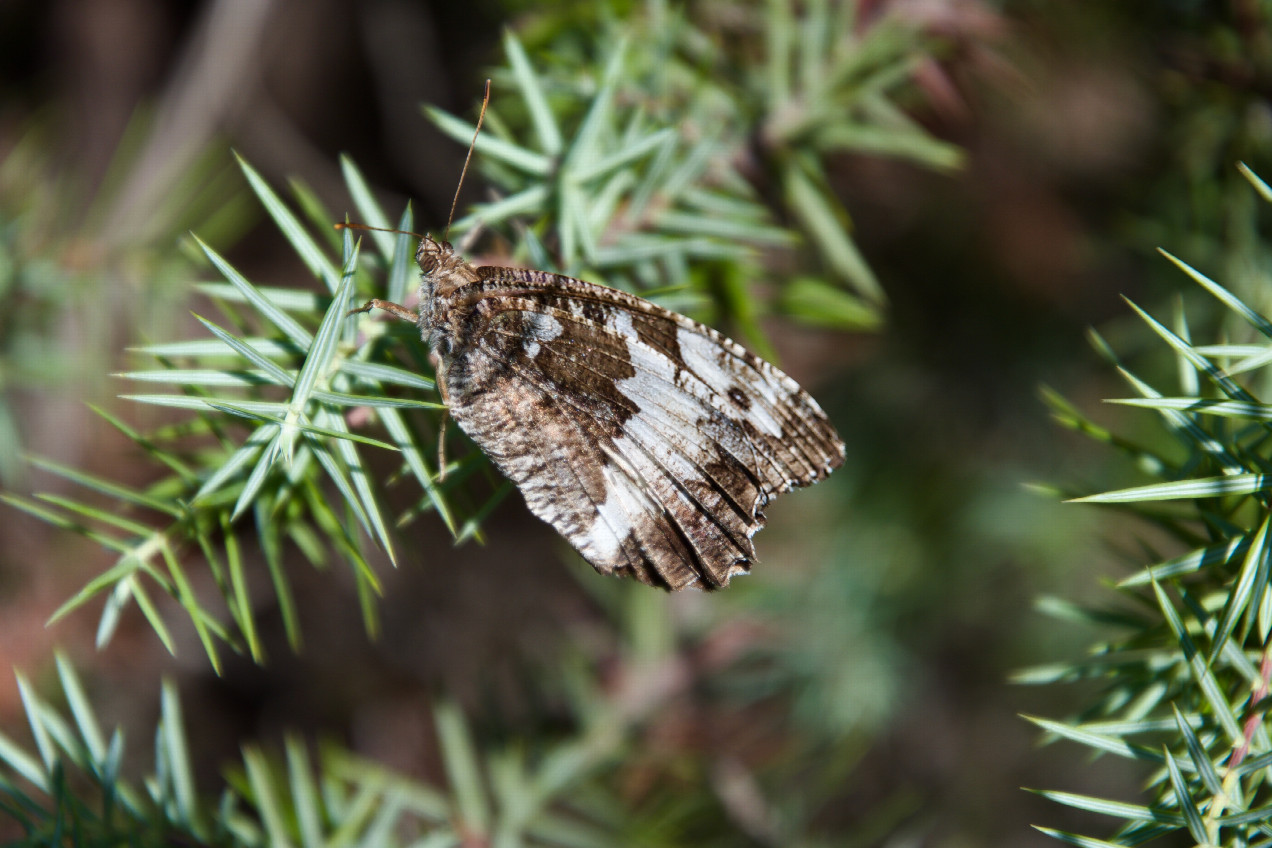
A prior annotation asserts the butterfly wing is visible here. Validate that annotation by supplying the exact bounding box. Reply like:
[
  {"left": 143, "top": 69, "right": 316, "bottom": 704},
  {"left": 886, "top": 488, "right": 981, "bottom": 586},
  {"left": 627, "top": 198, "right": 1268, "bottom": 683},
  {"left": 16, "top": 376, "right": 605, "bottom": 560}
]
[{"left": 436, "top": 267, "right": 845, "bottom": 590}]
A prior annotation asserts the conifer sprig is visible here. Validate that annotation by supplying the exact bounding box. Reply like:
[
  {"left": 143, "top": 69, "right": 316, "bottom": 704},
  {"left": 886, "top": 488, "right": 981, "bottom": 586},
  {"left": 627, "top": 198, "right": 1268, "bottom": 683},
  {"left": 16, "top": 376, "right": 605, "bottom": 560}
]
[{"left": 1026, "top": 165, "right": 1272, "bottom": 847}]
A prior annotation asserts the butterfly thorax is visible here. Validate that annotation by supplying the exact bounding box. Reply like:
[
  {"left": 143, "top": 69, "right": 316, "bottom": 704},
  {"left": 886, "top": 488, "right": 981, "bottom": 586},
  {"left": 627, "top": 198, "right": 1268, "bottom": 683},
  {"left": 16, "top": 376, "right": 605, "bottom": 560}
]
[{"left": 416, "top": 237, "right": 483, "bottom": 357}]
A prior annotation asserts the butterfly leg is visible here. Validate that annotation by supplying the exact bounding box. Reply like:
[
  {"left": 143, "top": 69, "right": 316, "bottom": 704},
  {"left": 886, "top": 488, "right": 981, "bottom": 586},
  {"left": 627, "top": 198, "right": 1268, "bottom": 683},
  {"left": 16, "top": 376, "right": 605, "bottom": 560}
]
[
  {"left": 347, "top": 299, "right": 419, "bottom": 323},
  {"left": 431, "top": 349, "right": 451, "bottom": 482},
  {"left": 435, "top": 408, "right": 451, "bottom": 481}
]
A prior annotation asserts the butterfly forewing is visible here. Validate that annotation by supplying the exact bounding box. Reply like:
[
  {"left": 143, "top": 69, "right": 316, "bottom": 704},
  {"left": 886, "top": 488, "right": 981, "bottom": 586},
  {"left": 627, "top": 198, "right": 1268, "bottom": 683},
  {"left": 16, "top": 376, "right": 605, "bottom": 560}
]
[{"left": 425, "top": 255, "right": 845, "bottom": 590}]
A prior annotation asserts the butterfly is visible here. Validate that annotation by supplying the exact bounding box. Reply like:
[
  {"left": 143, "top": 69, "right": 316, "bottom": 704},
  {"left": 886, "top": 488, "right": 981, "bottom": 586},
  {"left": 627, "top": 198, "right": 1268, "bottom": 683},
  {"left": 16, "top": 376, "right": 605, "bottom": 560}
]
[
  {"left": 346, "top": 81, "right": 843, "bottom": 590},
  {"left": 351, "top": 236, "right": 845, "bottom": 590}
]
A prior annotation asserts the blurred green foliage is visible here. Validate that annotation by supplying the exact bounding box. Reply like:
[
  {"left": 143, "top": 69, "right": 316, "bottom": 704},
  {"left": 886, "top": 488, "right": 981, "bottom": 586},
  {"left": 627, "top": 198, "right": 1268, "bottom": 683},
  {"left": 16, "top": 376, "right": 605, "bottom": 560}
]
[{"left": 0, "top": 110, "right": 248, "bottom": 485}]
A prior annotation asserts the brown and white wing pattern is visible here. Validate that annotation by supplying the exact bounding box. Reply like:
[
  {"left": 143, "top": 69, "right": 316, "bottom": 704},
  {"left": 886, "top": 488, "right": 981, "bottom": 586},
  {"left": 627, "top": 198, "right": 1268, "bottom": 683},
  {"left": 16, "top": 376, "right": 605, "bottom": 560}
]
[{"left": 433, "top": 266, "right": 844, "bottom": 590}]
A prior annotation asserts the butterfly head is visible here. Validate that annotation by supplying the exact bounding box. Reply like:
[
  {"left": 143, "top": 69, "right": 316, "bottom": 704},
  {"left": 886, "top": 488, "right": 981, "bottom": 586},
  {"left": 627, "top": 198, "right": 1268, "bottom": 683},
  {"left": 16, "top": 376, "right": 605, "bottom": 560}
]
[
  {"left": 415, "top": 236, "right": 483, "bottom": 318},
  {"left": 415, "top": 236, "right": 453, "bottom": 274}
]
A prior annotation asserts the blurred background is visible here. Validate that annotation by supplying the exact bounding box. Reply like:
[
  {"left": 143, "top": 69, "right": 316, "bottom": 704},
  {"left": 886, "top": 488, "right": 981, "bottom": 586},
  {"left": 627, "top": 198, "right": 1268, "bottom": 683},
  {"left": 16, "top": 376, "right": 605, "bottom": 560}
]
[{"left": 2, "top": 0, "right": 1271, "bottom": 845}]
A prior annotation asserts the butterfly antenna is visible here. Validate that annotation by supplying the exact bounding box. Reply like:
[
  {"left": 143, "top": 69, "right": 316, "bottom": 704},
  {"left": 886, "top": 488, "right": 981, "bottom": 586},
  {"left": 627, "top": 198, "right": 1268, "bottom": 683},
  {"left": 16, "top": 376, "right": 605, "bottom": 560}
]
[
  {"left": 443, "top": 79, "right": 491, "bottom": 244},
  {"left": 334, "top": 221, "right": 427, "bottom": 239}
]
